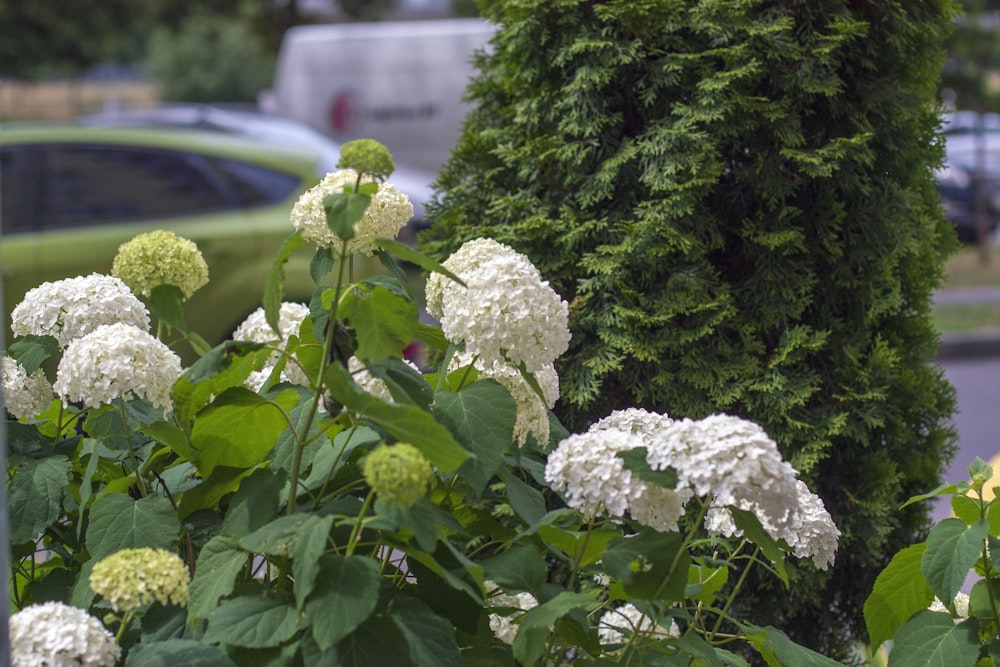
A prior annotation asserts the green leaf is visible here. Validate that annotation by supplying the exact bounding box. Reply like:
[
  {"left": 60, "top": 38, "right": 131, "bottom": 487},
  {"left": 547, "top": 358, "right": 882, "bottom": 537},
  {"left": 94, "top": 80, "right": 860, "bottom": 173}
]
[
  {"left": 325, "top": 191, "right": 371, "bottom": 241},
  {"left": 729, "top": 506, "right": 789, "bottom": 586},
  {"left": 602, "top": 529, "right": 689, "bottom": 600},
  {"left": 220, "top": 468, "right": 286, "bottom": 538},
  {"left": 414, "top": 321, "right": 449, "bottom": 352},
  {"left": 264, "top": 230, "right": 304, "bottom": 335},
  {"left": 617, "top": 447, "right": 678, "bottom": 489},
  {"left": 126, "top": 639, "right": 237, "bottom": 667},
  {"left": 374, "top": 497, "right": 442, "bottom": 552},
  {"left": 140, "top": 604, "right": 187, "bottom": 643},
  {"left": 334, "top": 615, "right": 410, "bottom": 666},
  {"left": 324, "top": 362, "right": 470, "bottom": 472},
  {"left": 187, "top": 535, "right": 248, "bottom": 630},
  {"left": 310, "top": 246, "right": 336, "bottom": 283},
  {"left": 434, "top": 381, "right": 516, "bottom": 496},
  {"left": 292, "top": 514, "right": 335, "bottom": 609},
  {"left": 149, "top": 284, "right": 188, "bottom": 333},
  {"left": 864, "top": 543, "right": 934, "bottom": 648},
  {"left": 743, "top": 624, "right": 846, "bottom": 667},
  {"left": 537, "top": 524, "right": 620, "bottom": 569},
  {"left": 512, "top": 592, "right": 599, "bottom": 667},
  {"left": 887, "top": 612, "right": 980, "bottom": 667},
  {"left": 482, "top": 545, "right": 547, "bottom": 595},
  {"left": 8, "top": 456, "right": 72, "bottom": 544},
  {"left": 306, "top": 554, "right": 381, "bottom": 651},
  {"left": 172, "top": 342, "right": 272, "bottom": 428},
  {"left": 238, "top": 513, "right": 320, "bottom": 557},
  {"left": 177, "top": 466, "right": 256, "bottom": 519},
  {"left": 900, "top": 483, "right": 961, "bottom": 510},
  {"left": 922, "top": 518, "right": 988, "bottom": 605},
  {"left": 189, "top": 387, "right": 299, "bottom": 476},
  {"left": 143, "top": 421, "right": 198, "bottom": 462},
  {"left": 687, "top": 563, "right": 730, "bottom": 605},
  {"left": 391, "top": 597, "right": 462, "bottom": 667},
  {"left": 204, "top": 591, "right": 302, "bottom": 648},
  {"left": 7, "top": 334, "right": 60, "bottom": 374},
  {"left": 86, "top": 493, "right": 180, "bottom": 559},
  {"left": 340, "top": 281, "right": 418, "bottom": 361},
  {"left": 499, "top": 469, "right": 547, "bottom": 526},
  {"left": 374, "top": 237, "right": 467, "bottom": 286},
  {"left": 951, "top": 494, "right": 981, "bottom": 526},
  {"left": 364, "top": 357, "right": 434, "bottom": 410}
]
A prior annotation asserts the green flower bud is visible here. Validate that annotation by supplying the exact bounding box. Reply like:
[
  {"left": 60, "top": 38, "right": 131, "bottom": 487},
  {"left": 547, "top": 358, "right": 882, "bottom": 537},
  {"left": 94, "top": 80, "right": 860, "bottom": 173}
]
[
  {"left": 336, "top": 139, "right": 396, "bottom": 179},
  {"left": 112, "top": 229, "right": 209, "bottom": 300},
  {"left": 363, "top": 443, "right": 434, "bottom": 508},
  {"left": 89, "top": 547, "right": 190, "bottom": 612}
]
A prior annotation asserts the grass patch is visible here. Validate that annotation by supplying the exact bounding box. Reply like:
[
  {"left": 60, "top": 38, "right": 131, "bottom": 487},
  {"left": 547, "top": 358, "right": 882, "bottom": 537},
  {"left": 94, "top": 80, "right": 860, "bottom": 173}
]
[
  {"left": 942, "top": 244, "right": 1000, "bottom": 289},
  {"left": 935, "top": 244, "right": 1000, "bottom": 334},
  {"left": 933, "top": 304, "right": 1000, "bottom": 334}
]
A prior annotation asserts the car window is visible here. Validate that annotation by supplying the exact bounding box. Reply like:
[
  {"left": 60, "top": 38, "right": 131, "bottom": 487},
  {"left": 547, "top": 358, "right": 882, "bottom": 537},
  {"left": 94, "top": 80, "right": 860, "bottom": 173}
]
[
  {"left": 209, "top": 157, "right": 301, "bottom": 205},
  {"left": 0, "top": 145, "right": 37, "bottom": 233}
]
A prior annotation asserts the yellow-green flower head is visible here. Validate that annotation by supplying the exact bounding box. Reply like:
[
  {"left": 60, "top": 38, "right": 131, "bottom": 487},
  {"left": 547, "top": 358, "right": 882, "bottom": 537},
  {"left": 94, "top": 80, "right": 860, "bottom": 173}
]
[
  {"left": 363, "top": 443, "right": 434, "bottom": 508},
  {"left": 112, "top": 230, "right": 209, "bottom": 300},
  {"left": 337, "top": 139, "right": 396, "bottom": 180},
  {"left": 89, "top": 547, "right": 190, "bottom": 612}
]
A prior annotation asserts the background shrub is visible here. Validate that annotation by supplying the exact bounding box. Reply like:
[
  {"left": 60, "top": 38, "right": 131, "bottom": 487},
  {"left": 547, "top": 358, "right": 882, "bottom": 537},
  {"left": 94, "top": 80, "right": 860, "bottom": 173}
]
[{"left": 422, "top": 0, "right": 960, "bottom": 657}]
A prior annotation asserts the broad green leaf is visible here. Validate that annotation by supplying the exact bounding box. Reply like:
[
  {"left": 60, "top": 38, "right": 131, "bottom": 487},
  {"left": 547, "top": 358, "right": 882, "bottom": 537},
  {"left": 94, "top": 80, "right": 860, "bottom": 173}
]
[
  {"left": 177, "top": 466, "right": 256, "bottom": 519},
  {"left": 7, "top": 334, "right": 60, "bottom": 374},
  {"left": 743, "top": 624, "right": 846, "bottom": 667},
  {"left": 139, "top": 604, "right": 186, "bottom": 643},
  {"left": 414, "top": 321, "right": 450, "bottom": 352},
  {"left": 887, "top": 611, "right": 980, "bottom": 667},
  {"left": 220, "top": 468, "right": 286, "bottom": 538},
  {"left": 482, "top": 545, "right": 547, "bottom": 595},
  {"left": 900, "top": 483, "right": 962, "bottom": 510},
  {"left": 391, "top": 597, "right": 462, "bottom": 667},
  {"left": 340, "top": 282, "right": 418, "bottom": 361},
  {"left": 172, "top": 342, "right": 272, "bottom": 428},
  {"left": 864, "top": 543, "right": 934, "bottom": 647},
  {"left": 970, "top": 576, "right": 1000, "bottom": 619},
  {"left": 512, "top": 592, "right": 599, "bottom": 667},
  {"left": 268, "top": 391, "right": 332, "bottom": 474},
  {"left": 922, "top": 518, "right": 988, "bottom": 605},
  {"left": 373, "top": 248, "right": 417, "bottom": 300},
  {"left": 8, "top": 456, "right": 72, "bottom": 544},
  {"left": 204, "top": 591, "right": 302, "bottom": 648},
  {"left": 306, "top": 554, "right": 381, "bottom": 650},
  {"left": 987, "top": 501, "right": 1000, "bottom": 537},
  {"left": 149, "top": 284, "right": 188, "bottom": 333},
  {"left": 187, "top": 535, "right": 248, "bottom": 629},
  {"left": 499, "top": 469, "right": 546, "bottom": 526},
  {"left": 86, "top": 493, "right": 179, "bottom": 560},
  {"left": 6, "top": 422, "right": 76, "bottom": 460},
  {"left": 434, "top": 381, "right": 516, "bottom": 496},
  {"left": 334, "top": 615, "right": 410, "bottom": 666},
  {"left": 374, "top": 238, "right": 466, "bottom": 286},
  {"left": 324, "top": 191, "right": 370, "bottom": 240},
  {"left": 537, "top": 524, "right": 620, "bottom": 569},
  {"left": 143, "top": 421, "right": 198, "bottom": 462},
  {"left": 364, "top": 357, "right": 434, "bottom": 409},
  {"left": 292, "top": 514, "right": 335, "bottom": 609},
  {"left": 602, "top": 529, "right": 689, "bottom": 600},
  {"left": 951, "top": 494, "right": 981, "bottom": 527},
  {"left": 226, "top": 643, "right": 299, "bottom": 667},
  {"left": 729, "top": 507, "right": 789, "bottom": 586},
  {"left": 674, "top": 633, "right": 727, "bottom": 667},
  {"left": 239, "top": 514, "right": 319, "bottom": 556},
  {"left": 374, "top": 497, "right": 443, "bottom": 552},
  {"left": 617, "top": 447, "right": 678, "bottom": 489},
  {"left": 264, "top": 230, "right": 304, "bottom": 334},
  {"left": 324, "top": 361, "right": 469, "bottom": 472},
  {"left": 310, "top": 246, "right": 335, "bottom": 283},
  {"left": 686, "top": 563, "right": 729, "bottom": 605},
  {"left": 125, "top": 639, "right": 237, "bottom": 667},
  {"left": 190, "top": 387, "right": 299, "bottom": 476}
]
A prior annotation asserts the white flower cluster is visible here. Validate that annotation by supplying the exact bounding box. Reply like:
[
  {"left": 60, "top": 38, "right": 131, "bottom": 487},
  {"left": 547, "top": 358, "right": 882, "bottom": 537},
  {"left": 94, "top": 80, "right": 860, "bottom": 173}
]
[
  {"left": 598, "top": 603, "right": 680, "bottom": 646},
  {"left": 2, "top": 356, "right": 53, "bottom": 420},
  {"left": 545, "top": 409, "right": 691, "bottom": 532},
  {"left": 53, "top": 323, "right": 182, "bottom": 415},
  {"left": 10, "top": 274, "right": 149, "bottom": 347},
  {"left": 485, "top": 581, "right": 538, "bottom": 645},
  {"left": 234, "top": 303, "right": 311, "bottom": 388},
  {"left": 545, "top": 410, "right": 840, "bottom": 569},
  {"left": 9, "top": 601, "right": 120, "bottom": 667},
  {"left": 290, "top": 169, "right": 413, "bottom": 255},
  {"left": 425, "top": 238, "right": 571, "bottom": 375},
  {"left": 451, "top": 353, "right": 559, "bottom": 448},
  {"left": 930, "top": 592, "right": 970, "bottom": 619}
]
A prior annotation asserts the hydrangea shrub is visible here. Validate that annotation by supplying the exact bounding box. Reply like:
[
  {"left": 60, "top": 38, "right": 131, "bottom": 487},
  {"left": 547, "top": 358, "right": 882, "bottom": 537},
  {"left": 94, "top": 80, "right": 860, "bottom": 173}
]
[{"left": 421, "top": 0, "right": 960, "bottom": 654}]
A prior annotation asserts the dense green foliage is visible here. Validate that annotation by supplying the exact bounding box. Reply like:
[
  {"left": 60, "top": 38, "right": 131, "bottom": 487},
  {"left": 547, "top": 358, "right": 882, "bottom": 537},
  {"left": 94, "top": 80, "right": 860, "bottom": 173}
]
[{"left": 423, "top": 0, "right": 961, "bottom": 657}]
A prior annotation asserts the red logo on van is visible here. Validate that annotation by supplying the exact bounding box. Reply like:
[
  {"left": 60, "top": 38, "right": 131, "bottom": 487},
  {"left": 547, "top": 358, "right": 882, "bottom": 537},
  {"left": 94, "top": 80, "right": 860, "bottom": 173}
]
[{"left": 329, "top": 92, "right": 355, "bottom": 133}]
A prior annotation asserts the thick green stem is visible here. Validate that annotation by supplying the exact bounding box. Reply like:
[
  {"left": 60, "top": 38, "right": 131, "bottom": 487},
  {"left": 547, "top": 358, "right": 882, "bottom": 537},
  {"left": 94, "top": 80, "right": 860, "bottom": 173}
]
[{"left": 346, "top": 491, "right": 375, "bottom": 557}]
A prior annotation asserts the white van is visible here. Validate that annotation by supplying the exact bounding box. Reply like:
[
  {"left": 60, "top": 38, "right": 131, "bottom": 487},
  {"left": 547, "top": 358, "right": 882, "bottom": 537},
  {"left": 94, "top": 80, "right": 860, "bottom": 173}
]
[{"left": 269, "top": 18, "right": 495, "bottom": 173}]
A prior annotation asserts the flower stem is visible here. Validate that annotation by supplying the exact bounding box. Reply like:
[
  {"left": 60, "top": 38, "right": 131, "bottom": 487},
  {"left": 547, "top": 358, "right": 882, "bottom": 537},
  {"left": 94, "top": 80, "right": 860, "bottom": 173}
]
[
  {"left": 118, "top": 400, "right": 148, "bottom": 497},
  {"left": 346, "top": 491, "right": 375, "bottom": 557}
]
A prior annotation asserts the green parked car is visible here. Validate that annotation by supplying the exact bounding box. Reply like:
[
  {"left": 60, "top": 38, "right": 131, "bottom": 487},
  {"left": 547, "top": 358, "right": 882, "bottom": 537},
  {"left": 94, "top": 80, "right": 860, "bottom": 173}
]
[{"left": 0, "top": 120, "right": 431, "bottom": 358}]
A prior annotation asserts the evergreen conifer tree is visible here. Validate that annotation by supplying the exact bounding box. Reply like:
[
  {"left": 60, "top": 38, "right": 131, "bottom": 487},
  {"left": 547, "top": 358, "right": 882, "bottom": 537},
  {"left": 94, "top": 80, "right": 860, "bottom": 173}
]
[{"left": 422, "top": 0, "right": 960, "bottom": 656}]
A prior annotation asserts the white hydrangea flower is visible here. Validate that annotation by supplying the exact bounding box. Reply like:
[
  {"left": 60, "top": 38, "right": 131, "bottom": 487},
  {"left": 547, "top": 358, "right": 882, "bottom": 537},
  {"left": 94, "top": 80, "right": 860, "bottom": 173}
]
[
  {"left": 53, "top": 323, "right": 182, "bottom": 415},
  {"left": 929, "top": 592, "right": 970, "bottom": 619},
  {"left": 234, "top": 302, "right": 311, "bottom": 387},
  {"left": 9, "top": 601, "right": 120, "bottom": 667},
  {"left": 544, "top": 427, "right": 689, "bottom": 532},
  {"left": 2, "top": 356, "right": 53, "bottom": 420},
  {"left": 347, "top": 356, "right": 421, "bottom": 402},
  {"left": 425, "top": 238, "right": 571, "bottom": 374},
  {"left": 598, "top": 603, "right": 680, "bottom": 646},
  {"left": 290, "top": 169, "right": 413, "bottom": 255},
  {"left": 485, "top": 581, "right": 538, "bottom": 645},
  {"left": 10, "top": 273, "right": 150, "bottom": 347},
  {"left": 451, "top": 353, "right": 559, "bottom": 448},
  {"left": 589, "top": 407, "right": 675, "bottom": 438},
  {"left": 649, "top": 414, "right": 839, "bottom": 570}
]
